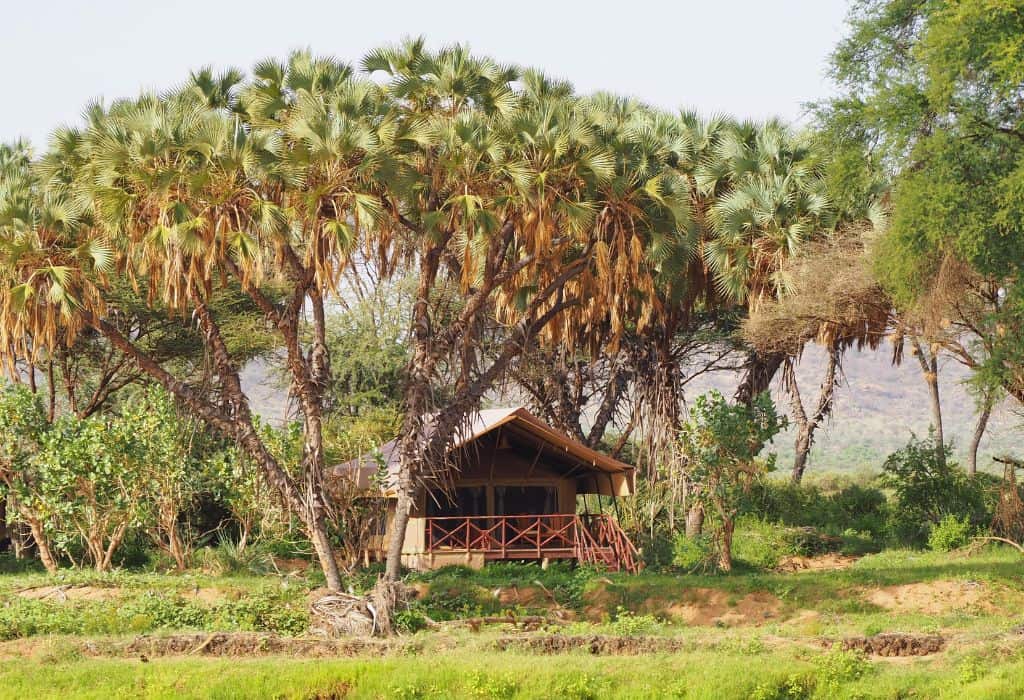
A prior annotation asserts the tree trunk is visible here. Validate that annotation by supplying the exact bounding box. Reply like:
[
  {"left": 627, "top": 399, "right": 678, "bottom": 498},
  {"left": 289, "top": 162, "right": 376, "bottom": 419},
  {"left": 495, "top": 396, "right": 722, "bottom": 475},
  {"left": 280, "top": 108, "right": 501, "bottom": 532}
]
[
  {"left": 25, "top": 518, "right": 57, "bottom": 574},
  {"left": 784, "top": 349, "right": 841, "bottom": 484},
  {"left": 685, "top": 503, "right": 705, "bottom": 539},
  {"left": 165, "top": 519, "right": 189, "bottom": 572},
  {"left": 791, "top": 429, "right": 812, "bottom": 484},
  {"left": 718, "top": 518, "right": 734, "bottom": 572},
  {"left": 912, "top": 338, "right": 945, "bottom": 467},
  {"left": 384, "top": 482, "right": 414, "bottom": 581},
  {"left": 967, "top": 400, "right": 993, "bottom": 477},
  {"left": 309, "top": 516, "right": 341, "bottom": 588},
  {"left": 735, "top": 351, "right": 785, "bottom": 406}
]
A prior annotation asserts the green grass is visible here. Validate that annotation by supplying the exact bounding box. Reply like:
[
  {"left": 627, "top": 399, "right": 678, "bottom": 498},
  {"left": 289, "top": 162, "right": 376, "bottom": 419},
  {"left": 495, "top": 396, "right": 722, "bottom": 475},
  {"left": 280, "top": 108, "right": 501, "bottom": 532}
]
[
  {"left": 0, "top": 567, "right": 312, "bottom": 639},
  {"left": 1, "top": 643, "right": 1023, "bottom": 699},
  {"left": 1, "top": 545, "right": 1022, "bottom": 697}
]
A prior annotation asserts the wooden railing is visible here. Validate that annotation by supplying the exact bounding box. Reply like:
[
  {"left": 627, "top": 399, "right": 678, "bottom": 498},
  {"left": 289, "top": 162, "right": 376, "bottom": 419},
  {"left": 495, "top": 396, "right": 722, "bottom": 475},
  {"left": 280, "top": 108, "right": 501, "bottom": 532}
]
[{"left": 423, "top": 514, "right": 639, "bottom": 573}]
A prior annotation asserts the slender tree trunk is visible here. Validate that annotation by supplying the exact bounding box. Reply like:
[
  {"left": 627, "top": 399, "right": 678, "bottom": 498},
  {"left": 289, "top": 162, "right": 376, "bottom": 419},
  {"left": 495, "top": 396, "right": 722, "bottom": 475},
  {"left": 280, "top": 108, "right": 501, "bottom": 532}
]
[
  {"left": 784, "top": 349, "right": 841, "bottom": 484},
  {"left": 46, "top": 360, "right": 56, "bottom": 422},
  {"left": 385, "top": 481, "right": 414, "bottom": 580},
  {"left": 718, "top": 518, "right": 734, "bottom": 572},
  {"left": 791, "top": 431, "right": 813, "bottom": 484},
  {"left": 25, "top": 517, "right": 57, "bottom": 574},
  {"left": 967, "top": 400, "right": 993, "bottom": 477},
  {"left": 912, "top": 337, "right": 945, "bottom": 467}
]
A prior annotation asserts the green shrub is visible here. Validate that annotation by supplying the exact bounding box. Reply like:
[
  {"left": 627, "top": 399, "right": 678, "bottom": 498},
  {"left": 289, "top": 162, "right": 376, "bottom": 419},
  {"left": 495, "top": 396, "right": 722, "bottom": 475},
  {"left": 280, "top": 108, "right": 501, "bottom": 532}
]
[
  {"left": 750, "top": 674, "right": 814, "bottom": 700},
  {"left": 394, "top": 607, "right": 430, "bottom": 634},
  {"left": 672, "top": 533, "right": 713, "bottom": 570},
  {"left": 608, "top": 607, "right": 661, "bottom": 635},
  {"left": 555, "top": 673, "right": 606, "bottom": 700},
  {"left": 814, "top": 645, "right": 870, "bottom": 694},
  {"left": 467, "top": 671, "right": 518, "bottom": 699},
  {"left": 732, "top": 518, "right": 792, "bottom": 569},
  {"left": 740, "top": 478, "right": 889, "bottom": 539},
  {"left": 196, "top": 539, "right": 275, "bottom": 576},
  {"left": 636, "top": 531, "right": 675, "bottom": 571},
  {"left": 928, "top": 514, "right": 973, "bottom": 552},
  {"left": 880, "top": 435, "right": 989, "bottom": 546}
]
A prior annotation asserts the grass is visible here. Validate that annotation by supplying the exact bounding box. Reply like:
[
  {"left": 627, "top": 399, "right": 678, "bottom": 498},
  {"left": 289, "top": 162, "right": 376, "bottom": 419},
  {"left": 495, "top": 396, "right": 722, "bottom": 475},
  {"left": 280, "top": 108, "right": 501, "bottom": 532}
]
[
  {"left": 1, "top": 545, "right": 1022, "bottom": 697},
  {"left": 2, "top": 642, "right": 1024, "bottom": 699}
]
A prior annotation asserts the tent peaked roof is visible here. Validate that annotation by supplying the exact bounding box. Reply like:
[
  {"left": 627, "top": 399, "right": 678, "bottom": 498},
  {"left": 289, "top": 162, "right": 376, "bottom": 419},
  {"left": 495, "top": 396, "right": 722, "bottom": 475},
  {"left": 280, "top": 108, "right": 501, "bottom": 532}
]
[{"left": 332, "top": 406, "right": 634, "bottom": 494}]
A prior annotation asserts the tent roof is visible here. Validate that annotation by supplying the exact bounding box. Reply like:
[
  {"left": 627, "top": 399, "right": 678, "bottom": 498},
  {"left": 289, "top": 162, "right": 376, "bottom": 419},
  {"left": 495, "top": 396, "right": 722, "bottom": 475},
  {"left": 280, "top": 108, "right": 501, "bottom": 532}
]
[{"left": 332, "top": 406, "right": 634, "bottom": 494}]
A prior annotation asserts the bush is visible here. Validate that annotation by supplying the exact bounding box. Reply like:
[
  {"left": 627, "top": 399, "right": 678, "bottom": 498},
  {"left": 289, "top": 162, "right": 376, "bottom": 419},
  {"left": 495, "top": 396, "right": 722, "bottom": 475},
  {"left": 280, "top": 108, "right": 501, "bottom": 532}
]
[
  {"left": 928, "top": 514, "right": 973, "bottom": 552},
  {"left": 732, "top": 518, "right": 792, "bottom": 569},
  {"left": 814, "top": 645, "right": 870, "bottom": 694},
  {"left": 636, "top": 531, "right": 675, "bottom": 571},
  {"left": 672, "top": 533, "right": 713, "bottom": 570},
  {"left": 740, "top": 478, "right": 889, "bottom": 538},
  {"left": 880, "top": 435, "right": 989, "bottom": 546}
]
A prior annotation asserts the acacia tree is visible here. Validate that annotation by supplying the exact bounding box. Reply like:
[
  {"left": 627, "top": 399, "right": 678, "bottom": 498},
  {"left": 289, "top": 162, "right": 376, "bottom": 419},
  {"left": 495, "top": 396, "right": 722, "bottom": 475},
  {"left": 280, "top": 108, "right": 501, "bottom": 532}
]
[{"left": 823, "top": 0, "right": 1024, "bottom": 410}]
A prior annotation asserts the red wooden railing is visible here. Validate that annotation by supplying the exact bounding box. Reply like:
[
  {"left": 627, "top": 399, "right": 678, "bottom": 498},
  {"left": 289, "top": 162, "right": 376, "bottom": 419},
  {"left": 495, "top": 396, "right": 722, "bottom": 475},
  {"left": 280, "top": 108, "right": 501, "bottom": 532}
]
[{"left": 423, "top": 514, "right": 640, "bottom": 573}]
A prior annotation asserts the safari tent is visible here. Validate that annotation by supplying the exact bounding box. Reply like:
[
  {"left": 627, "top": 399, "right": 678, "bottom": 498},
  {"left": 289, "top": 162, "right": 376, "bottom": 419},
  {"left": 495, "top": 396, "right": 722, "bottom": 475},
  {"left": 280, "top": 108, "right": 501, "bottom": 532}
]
[{"left": 333, "top": 407, "right": 639, "bottom": 572}]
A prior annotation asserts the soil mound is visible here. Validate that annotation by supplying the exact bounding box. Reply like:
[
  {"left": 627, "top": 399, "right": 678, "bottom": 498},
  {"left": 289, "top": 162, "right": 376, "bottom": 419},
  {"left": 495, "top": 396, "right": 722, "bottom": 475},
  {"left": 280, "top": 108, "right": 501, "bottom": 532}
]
[
  {"left": 16, "top": 585, "right": 120, "bottom": 602},
  {"left": 664, "top": 589, "right": 782, "bottom": 626},
  {"left": 124, "top": 633, "right": 403, "bottom": 657},
  {"left": 775, "top": 553, "right": 859, "bottom": 572},
  {"left": 840, "top": 633, "right": 945, "bottom": 657},
  {"left": 495, "top": 634, "right": 687, "bottom": 655},
  {"left": 865, "top": 580, "right": 992, "bottom": 615}
]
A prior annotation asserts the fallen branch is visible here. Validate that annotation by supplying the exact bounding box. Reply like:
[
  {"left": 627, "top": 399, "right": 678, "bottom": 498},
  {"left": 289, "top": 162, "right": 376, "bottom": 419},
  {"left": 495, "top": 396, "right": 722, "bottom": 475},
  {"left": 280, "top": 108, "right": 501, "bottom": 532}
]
[{"left": 973, "top": 536, "right": 1024, "bottom": 554}]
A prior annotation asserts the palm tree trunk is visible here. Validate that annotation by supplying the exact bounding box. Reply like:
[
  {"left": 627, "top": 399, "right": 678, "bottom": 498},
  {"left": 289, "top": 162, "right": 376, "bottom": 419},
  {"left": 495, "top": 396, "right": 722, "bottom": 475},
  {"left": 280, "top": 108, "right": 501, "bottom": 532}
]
[
  {"left": 718, "top": 518, "right": 734, "bottom": 572},
  {"left": 685, "top": 503, "right": 705, "bottom": 539},
  {"left": 735, "top": 350, "right": 785, "bottom": 406},
  {"left": 784, "top": 349, "right": 841, "bottom": 484}
]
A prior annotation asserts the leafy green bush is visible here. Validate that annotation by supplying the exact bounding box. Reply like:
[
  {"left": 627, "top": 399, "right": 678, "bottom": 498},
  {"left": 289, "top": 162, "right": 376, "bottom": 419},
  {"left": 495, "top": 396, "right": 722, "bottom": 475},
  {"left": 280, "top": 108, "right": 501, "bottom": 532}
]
[
  {"left": 750, "top": 673, "right": 814, "bottom": 700},
  {"left": 636, "top": 531, "right": 675, "bottom": 571},
  {"left": 0, "top": 588, "right": 309, "bottom": 640},
  {"left": 608, "top": 607, "right": 662, "bottom": 635},
  {"left": 672, "top": 533, "right": 713, "bottom": 570},
  {"left": 196, "top": 539, "right": 276, "bottom": 576},
  {"left": 732, "top": 518, "right": 792, "bottom": 569},
  {"left": 880, "top": 435, "right": 989, "bottom": 546},
  {"left": 814, "top": 645, "right": 870, "bottom": 694},
  {"left": 740, "top": 478, "right": 889, "bottom": 539},
  {"left": 467, "top": 671, "right": 518, "bottom": 699},
  {"left": 928, "top": 514, "right": 973, "bottom": 552}
]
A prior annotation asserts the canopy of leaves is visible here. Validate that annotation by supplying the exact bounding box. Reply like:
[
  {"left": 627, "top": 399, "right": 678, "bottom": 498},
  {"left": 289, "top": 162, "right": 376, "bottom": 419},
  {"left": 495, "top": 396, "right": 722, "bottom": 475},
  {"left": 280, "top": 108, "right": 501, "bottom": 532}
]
[{"left": 822, "top": 0, "right": 1024, "bottom": 400}]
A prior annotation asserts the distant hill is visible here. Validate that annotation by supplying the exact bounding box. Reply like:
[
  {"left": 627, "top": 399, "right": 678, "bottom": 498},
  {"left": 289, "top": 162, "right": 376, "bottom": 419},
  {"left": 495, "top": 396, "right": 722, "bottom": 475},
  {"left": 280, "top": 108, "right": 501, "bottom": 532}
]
[
  {"left": 688, "top": 341, "right": 1022, "bottom": 477},
  {"left": 243, "top": 341, "right": 1022, "bottom": 477}
]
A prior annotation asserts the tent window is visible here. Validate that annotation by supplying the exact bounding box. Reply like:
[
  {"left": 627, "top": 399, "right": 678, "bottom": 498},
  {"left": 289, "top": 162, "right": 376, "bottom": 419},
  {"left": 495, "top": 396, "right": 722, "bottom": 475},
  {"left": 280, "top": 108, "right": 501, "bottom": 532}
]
[
  {"left": 494, "top": 485, "right": 558, "bottom": 516},
  {"left": 426, "top": 486, "right": 487, "bottom": 518}
]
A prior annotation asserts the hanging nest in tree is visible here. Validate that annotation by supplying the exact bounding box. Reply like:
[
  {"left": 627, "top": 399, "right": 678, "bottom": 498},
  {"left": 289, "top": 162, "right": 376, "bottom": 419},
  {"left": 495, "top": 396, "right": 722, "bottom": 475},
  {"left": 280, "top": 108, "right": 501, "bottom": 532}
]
[{"left": 309, "top": 582, "right": 414, "bottom": 637}]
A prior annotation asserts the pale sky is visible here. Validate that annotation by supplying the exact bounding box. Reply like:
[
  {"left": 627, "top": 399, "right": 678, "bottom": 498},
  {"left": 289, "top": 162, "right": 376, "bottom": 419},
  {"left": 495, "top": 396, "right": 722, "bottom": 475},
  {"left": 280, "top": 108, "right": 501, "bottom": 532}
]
[{"left": 3, "top": 0, "right": 851, "bottom": 149}]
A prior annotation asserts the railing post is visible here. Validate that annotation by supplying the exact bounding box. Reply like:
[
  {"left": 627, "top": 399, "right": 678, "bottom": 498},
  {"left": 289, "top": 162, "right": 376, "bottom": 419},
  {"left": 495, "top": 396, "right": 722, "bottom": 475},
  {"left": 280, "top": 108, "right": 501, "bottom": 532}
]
[
  {"left": 501, "top": 517, "right": 506, "bottom": 559},
  {"left": 536, "top": 517, "right": 541, "bottom": 558}
]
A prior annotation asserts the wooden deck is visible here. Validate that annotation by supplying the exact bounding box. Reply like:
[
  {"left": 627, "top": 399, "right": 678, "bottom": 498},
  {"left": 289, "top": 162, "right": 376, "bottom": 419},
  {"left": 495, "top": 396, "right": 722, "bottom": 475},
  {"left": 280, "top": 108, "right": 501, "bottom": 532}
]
[{"left": 423, "top": 513, "right": 640, "bottom": 573}]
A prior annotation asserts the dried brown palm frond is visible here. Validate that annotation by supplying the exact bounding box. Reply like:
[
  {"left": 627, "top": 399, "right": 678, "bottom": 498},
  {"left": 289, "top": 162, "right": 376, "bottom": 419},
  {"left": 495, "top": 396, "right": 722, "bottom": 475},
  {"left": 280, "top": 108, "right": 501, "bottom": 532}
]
[{"left": 742, "top": 227, "right": 892, "bottom": 356}]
